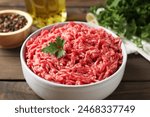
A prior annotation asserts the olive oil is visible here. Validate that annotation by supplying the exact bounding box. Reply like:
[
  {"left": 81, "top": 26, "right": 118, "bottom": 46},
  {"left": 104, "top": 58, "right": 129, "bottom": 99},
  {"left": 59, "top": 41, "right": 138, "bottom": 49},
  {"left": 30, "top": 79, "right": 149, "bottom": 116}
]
[{"left": 24, "top": 0, "right": 67, "bottom": 28}]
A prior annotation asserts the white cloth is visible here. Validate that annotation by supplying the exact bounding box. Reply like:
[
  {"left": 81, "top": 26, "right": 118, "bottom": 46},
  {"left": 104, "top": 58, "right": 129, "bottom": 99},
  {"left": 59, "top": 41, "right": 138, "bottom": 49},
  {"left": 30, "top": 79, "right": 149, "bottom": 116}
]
[{"left": 124, "top": 39, "right": 150, "bottom": 62}]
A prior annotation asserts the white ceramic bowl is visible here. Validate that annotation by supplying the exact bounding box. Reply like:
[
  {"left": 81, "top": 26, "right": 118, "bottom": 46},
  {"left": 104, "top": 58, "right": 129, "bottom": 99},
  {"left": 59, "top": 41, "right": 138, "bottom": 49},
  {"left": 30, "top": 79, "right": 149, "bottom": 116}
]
[{"left": 20, "top": 22, "right": 127, "bottom": 100}]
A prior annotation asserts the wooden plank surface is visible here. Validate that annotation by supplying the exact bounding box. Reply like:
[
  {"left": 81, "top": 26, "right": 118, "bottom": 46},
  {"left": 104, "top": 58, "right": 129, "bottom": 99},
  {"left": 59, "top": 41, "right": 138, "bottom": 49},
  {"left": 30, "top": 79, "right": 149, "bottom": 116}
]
[
  {"left": 0, "top": 81, "right": 150, "bottom": 100},
  {"left": 123, "top": 54, "right": 150, "bottom": 81},
  {"left": 0, "top": 56, "right": 23, "bottom": 80},
  {"left": 0, "top": 48, "right": 20, "bottom": 57},
  {"left": 107, "top": 82, "right": 150, "bottom": 100},
  {"left": 0, "top": 81, "right": 40, "bottom": 100}
]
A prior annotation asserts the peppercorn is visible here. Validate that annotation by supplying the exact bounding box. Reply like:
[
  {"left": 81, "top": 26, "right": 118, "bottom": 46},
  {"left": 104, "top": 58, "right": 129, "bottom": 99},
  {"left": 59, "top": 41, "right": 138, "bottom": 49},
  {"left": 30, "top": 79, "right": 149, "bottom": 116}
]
[{"left": 0, "top": 13, "right": 27, "bottom": 33}]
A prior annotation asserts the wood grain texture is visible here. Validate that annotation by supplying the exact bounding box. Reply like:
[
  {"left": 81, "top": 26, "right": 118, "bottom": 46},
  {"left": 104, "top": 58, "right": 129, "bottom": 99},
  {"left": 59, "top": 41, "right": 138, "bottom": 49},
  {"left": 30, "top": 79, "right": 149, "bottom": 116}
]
[
  {"left": 123, "top": 54, "right": 150, "bottom": 81},
  {"left": 0, "top": 81, "right": 150, "bottom": 100},
  {"left": 107, "top": 82, "right": 150, "bottom": 100},
  {"left": 0, "top": 47, "right": 20, "bottom": 57},
  {"left": 0, "top": 56, "right": 23, "bottom": 80},
  {"left": 0, "top": 81, "right": 40, "bottom": 100}
]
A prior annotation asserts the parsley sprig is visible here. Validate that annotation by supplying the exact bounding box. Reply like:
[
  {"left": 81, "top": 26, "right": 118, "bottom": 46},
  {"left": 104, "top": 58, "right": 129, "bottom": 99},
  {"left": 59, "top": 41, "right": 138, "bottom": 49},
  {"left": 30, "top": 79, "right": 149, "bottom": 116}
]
[{"left": 42, "top": 36, "right": 66, "bottom": 58}]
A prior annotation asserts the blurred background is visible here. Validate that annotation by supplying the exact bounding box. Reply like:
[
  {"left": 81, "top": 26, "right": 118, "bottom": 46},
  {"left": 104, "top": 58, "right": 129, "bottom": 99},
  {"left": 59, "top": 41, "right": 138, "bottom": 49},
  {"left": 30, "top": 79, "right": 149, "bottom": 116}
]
[{"left": 0, "top": 0, "right": 106, "bottom": 21}]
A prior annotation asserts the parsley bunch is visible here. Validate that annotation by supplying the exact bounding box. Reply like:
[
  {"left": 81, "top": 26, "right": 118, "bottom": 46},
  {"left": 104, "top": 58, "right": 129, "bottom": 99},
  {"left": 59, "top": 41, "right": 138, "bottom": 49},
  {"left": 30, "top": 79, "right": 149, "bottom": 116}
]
[{"left": 90, "top": 0, "right": 150, "bottom": 48}]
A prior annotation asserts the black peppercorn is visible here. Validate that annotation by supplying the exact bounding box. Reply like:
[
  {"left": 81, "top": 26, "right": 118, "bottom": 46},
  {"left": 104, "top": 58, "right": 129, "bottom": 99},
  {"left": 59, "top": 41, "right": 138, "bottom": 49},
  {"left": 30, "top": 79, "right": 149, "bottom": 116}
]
[{"left": 0, "top": 13, "right": 27, "bottom": 33}]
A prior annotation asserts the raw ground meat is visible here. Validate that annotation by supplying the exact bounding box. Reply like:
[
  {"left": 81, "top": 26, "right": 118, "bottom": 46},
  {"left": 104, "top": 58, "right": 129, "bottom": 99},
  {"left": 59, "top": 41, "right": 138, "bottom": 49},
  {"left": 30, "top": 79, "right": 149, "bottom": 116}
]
[{"left": 25, "top": 22, "right": 122, "bottom": 85}]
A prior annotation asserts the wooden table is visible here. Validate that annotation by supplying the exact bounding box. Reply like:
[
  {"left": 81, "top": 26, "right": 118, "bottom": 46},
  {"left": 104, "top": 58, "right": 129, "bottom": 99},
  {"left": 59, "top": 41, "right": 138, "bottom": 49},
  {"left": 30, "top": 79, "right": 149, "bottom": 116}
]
[{"left": 0, "top": 0, "right": 150, "bottom": 100}]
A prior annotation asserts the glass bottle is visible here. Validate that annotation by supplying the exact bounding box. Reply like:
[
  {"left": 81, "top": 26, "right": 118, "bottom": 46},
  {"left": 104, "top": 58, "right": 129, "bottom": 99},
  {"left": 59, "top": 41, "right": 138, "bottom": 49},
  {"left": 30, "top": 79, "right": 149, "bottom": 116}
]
[{"left": 24, "top": 0, "right": 67, "bottom": 28}]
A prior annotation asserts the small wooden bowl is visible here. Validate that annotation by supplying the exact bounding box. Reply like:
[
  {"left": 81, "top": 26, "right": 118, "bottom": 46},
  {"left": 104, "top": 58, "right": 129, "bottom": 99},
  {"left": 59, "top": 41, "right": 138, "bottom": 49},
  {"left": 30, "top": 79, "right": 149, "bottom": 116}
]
[{"left": 0, "top": 10, "right": 33, "bottom": 48}]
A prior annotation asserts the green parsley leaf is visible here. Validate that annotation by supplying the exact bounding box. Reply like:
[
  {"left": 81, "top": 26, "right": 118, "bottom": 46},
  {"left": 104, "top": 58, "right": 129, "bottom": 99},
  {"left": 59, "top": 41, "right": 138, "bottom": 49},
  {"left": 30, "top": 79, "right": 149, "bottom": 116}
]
[
  {"left": 56, "top": 36, "right": 65, "bottom": 47},
  {"left": 90, "top": 0, "right": 150, "bottom": 48},
  {"left": 42, "top": 43, "right": 58, "bottom": 54},
  {"left": 56, "top": 49, "right": 66, "bottom": 59},
  {"left": 42, "top": 36, "right": 66, "bottom": 58}
]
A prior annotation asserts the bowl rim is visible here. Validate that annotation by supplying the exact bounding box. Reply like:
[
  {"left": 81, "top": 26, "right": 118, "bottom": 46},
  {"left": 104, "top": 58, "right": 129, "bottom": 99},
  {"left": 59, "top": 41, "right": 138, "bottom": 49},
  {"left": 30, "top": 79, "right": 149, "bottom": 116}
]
[
  {"left": 20, "top": 21, "right": 127, "bottom": 88},
  {"left": 0, "top": 9, "right": 33, "bottom": 35}
]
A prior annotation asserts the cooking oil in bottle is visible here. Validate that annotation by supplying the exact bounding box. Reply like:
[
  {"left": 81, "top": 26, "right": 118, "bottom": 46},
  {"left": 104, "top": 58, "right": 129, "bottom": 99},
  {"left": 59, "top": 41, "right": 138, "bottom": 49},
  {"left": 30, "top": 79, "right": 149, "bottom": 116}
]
[{"left": 24, "top": 0, "right": 67, "bottom": 28}]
